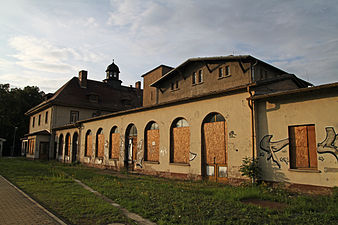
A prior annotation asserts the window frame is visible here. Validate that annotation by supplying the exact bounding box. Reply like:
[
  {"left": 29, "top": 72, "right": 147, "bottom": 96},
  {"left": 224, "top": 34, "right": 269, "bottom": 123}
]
[{"left": 70, "top": 111, "right": 79, "bottom": 124}]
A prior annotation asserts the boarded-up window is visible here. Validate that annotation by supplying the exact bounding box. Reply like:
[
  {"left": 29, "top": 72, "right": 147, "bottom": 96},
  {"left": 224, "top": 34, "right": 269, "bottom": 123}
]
[
  {"left": 289, "top": 125, "right": 317, "bottom": 169},
  {"left": 28, "top": 139, "right": 35, "bottom": 155},
  {"left": 204, "top": 121, "right": 226, "bottom": 164},
  {"left": 172, "top": 126, "right": 190, "bottom": 163},
  {"left": 65, "top": 134, "right": 71, "bottom": 156},
  {"left": 85, "top": 131, "right": 92, "bottom": 157},
  {"left": 97, "top": 134, "right": 105, "bottom": 158},
  {"left": 147, "top": 129, "right": 160, "bottom": 161},
  {"left": 58, "top": 135, "right": 63, "bottom": 156},
  {"left": 110, "top": 133, "right": 120, "bottom": 159}
]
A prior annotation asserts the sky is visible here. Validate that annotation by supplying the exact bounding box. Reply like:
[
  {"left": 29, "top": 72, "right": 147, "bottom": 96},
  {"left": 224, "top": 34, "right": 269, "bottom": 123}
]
[{"left": 0, "top": 0, "right": 337, "bottom": 93}]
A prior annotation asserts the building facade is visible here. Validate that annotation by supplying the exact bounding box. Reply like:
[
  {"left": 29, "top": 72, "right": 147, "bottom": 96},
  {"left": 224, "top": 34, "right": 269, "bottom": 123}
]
[{"left": 25, "top": 55, "right": 338, "bottom": 187}]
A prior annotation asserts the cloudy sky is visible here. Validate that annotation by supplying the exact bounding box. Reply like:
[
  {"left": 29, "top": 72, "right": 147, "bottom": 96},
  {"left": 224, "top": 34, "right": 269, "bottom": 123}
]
[{"left": 0, "top": 0, "right": 337, "bottom": 93}]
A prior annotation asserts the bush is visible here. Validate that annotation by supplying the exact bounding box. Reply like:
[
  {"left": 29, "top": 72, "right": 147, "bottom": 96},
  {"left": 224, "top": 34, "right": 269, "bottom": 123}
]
[{"left": 239, "top": 157, "right": 261, "bottom": 183}]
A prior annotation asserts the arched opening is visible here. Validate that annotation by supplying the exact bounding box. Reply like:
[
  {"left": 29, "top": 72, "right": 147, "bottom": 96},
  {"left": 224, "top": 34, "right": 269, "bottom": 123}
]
[
  {"left": 109, "top": 126, "right": 120, "bottom": 159},
  {"left": 201, "top": 112, "right": 227, "bottom": 181},
  {"left": 65, "top": 133, "right": 71, "bottom": 156},
  {"left": 170, "top": 118, "right": 190, "bottom": 164},
  {"left": 95, "top": 128, "right": 104, "bottom": 158},
  {"left": 85, "top": 130, "right": 92, "bottom": 157},
  {"left": 125, "top": 124, "right": 137, "bottom": 169},
  {"left": 58, "top": 134, "right": 64, "bottom": 156},
  {"left": 144, "top": 121, "right": 159, "bottom": 162},
  {"left": 72, "top": 132, "right": 78, "bottom": 162}
]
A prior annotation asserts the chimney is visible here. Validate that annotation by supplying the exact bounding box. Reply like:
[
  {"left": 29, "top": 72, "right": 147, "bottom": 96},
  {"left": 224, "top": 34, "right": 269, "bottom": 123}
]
[
  {"left": 135, "top": 81, "right": 141, "bottom": 89},
  {"left": 79, "top": 70, "right": 87, "bottom": 88}
]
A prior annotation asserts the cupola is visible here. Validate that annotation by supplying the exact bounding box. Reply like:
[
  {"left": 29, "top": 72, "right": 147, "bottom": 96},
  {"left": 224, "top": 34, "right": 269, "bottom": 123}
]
[
  {"left": 104, "top": 59, "right": 122, "bottom": 88},
  {"left": 105, "top": 60, "right": 120, "bottom": 80}
]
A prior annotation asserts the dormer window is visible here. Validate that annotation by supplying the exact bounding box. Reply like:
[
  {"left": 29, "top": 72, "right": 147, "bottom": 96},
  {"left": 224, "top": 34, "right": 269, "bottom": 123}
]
[
  {"left": 198, "top": 70, "right": 203, "bottom": 83},
  {"left": 88, "top": 94, "right": 99, "bottom": 103},
  {"left": 192, "top": 72, "right": 196, "bottom": 84}
]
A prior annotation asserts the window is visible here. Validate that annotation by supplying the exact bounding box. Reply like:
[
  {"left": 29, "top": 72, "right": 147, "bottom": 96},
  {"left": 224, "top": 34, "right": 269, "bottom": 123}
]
[
  {"left": 289, "top": 125, "right": 317, "bottom": 169},
  {"left": 171, "top": 82, "right": 174, "bottom": 90},
  {"left": 192, "top": 72, "right": 196, "bottom": 84},
  {"left": 85, "top": 130, "right": 92, "bottom": 157},
  {"left": 32, "top": 117, "right": 35, "bottom": 128},
  {"left": 89, "top": 94, "right": 99, "bottom": 103},
  {"left": 70, "top": 111, "right": 79, "bottom": 123},
  {"left": 38, "top": 114, "right": 41, "bottom": 126},
  {"left": 198, "top": 70, "right": 203, "bottom": 83},
  {"left": 96, "top": 128, "right": 104, "bottom": 158},
  {"left": 45, "top": 111, "right": 48, "bottom": 124},
  {"left": 218, "top": 68, "right": 223, "bottom": 78},
  {"left": 109, "top": 126, "right": 119, "bottom": 159},
  {"left": 171, "top": 81, "right": 179, "bottom": 91},
  {"left": 225, "top": 66, "right": 230, "bottom": 76},
  {"left": 170, "top": 118, "right": 190, "bottom": 163},
  {"left": 145, "top": 121, "right": 160, "bottom": 162},
  {"left": 58, "top": 134, "right": 63, "bottom": 156},
  {"left": 65, "top": 133, "right": 71, "bottom": 156},
  {"left": 175, "top": 80, "right": 179, "bottom": 89}
]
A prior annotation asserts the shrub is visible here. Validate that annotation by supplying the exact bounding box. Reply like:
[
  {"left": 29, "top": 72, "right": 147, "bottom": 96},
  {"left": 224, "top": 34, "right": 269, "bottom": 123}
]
[{"left": 239, "top": 157, "right": 261, "bottom": 183}]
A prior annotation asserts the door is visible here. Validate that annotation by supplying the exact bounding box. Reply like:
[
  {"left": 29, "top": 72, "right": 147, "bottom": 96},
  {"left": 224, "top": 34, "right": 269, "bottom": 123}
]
[
  {"left": 203, "top": 121, "right": 227, "bottom": 181},
  {"left": 39, "top": 142, "right": 49, "bottom": 160}
]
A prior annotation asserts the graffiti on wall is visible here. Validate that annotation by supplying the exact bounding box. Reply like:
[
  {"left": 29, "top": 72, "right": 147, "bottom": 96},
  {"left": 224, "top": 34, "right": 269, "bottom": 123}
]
[
  {"left": 189, "top": 152, "right": 197, "bottom": 161},
  {"left": 119, "top": 136, "right": 125, "bottom": 161},
  {"left": 136, "top": 139, "right": 144, "bottom": 168},
  {"left": 280, "top": 157, "right": 289, "bottom": 165},
  {"left": 260, "top": 135, "right": 289, "bottom": 168},
  {"left": 317, "top": 127, "right": 338, "bottom": 161}
]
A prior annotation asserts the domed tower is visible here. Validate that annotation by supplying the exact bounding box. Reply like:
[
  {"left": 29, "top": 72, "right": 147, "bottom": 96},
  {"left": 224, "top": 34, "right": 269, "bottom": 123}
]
[{"left": 104, "top": 60, "right": 122, "bottom": 88}]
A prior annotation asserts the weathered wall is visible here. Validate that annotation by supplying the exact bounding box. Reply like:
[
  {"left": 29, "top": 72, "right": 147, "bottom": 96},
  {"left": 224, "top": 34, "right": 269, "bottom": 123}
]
[
  {"left": 53, "top": 105, "right": 111, "bottom": 128},
  {"left": 29, "top": 107, "right": 52, "bottom": 133},
  {"left": 55, "top": 127, "right": 79, "bottom": 163},
  {"left": 256, "top": 91, "right": 338, "bottom": 187},
  {"left": 156, "top": 61, "right": 251, "bottom": 104},
  {"left": 143, "top": 66, "right": 172, "bottom": 107},
  {"left": 69, "top": 91, "right": 252, "bottom": 179}
]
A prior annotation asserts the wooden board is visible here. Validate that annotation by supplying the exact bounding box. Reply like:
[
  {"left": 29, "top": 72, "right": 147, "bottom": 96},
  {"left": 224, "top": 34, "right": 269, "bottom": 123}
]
[
  {"left": 132, "top": 137, "right": 137, "bottom": 160},
  {"left": 86, "top": 135, "right": 92, "bottom": 157},
  {"left": 97, "top": 134, "right": 105, "bottom": 157},
  {"left": 173, "top": 127, "right": 190, "bottom": 163},
  {"left": 66, "top": 135, "right": 71, "bottom": 156},
  {"left": 204, "top": 121, "right": 226, "bottom": 164},
  {"left": 147, "top": 129, "right": 159, "bottom": 161},
  {"left": 110, "top": 133, "right": 120, "bottom": 159},
  {"left": 58, "top": 138, "right": 63, "bottom": 156},
  {"left": 307, "top": 125, "right": 317, "bottom": 168}
]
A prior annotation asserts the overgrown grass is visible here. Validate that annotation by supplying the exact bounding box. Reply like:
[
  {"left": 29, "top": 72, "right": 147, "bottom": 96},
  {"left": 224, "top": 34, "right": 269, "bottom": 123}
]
[
  {"left": 1, "top": 158, "right": 337, "bottom": 224},
  {"left": 0, "top": 158, "right": 134, "bottom": 225}
]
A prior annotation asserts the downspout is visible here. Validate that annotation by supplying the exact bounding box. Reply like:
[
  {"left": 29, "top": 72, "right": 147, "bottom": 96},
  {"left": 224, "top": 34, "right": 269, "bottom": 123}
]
[{"left": 247, "top": 60, "right": 258, "bottom": 183}]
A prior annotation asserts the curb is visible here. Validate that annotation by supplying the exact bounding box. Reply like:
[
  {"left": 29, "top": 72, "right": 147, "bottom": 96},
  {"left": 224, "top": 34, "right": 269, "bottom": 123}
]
[{"left": 0, "top": 175, "right": 67, "bottom": 225}]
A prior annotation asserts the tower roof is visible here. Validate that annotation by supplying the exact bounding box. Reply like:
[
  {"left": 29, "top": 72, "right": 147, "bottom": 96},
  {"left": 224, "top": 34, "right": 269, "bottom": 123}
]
[{"left": 106, "top": 60, "right": 120, "bottom": 73}]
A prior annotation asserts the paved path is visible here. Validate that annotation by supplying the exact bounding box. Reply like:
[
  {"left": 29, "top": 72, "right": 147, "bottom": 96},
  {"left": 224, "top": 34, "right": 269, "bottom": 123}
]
[
  {"left": 74, "top": 179, "right": 156, "bottom": 225},
  {"left": 0, "top": 175, "right": 65, "bottom": 225}
]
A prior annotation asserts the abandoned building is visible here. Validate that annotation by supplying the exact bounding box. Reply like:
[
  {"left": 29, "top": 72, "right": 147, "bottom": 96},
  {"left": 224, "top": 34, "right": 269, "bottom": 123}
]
[{"left": 22, "top": 55, "right": 338, "bottom": 188}]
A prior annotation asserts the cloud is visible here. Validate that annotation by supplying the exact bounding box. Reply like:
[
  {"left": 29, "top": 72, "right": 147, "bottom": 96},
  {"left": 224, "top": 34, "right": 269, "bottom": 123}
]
[{"left": 8, "top": 36, "right": 105, "bottom": 74}]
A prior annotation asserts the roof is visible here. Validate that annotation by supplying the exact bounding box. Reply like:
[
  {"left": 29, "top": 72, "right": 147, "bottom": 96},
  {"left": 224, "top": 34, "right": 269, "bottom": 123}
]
[
  {"left": 150, "top": 55, "right": 288, "bottom": 87},
  {"left": 26, "top": 77, "right": 142, "bottom": 115},
  {"left": 141, "top": 65, "right": 174, "bottom": 77},
  {"left": 24, "top": 130, "right": 51, "bottom": 137},
  {"left": 250, "top": 82, "right": 338, "bottom": 100}
]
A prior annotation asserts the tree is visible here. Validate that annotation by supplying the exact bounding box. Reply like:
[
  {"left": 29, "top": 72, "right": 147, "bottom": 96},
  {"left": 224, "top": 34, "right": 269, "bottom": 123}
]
[{"left": 0, "top": 84, "right": 44, "bottom": 156}]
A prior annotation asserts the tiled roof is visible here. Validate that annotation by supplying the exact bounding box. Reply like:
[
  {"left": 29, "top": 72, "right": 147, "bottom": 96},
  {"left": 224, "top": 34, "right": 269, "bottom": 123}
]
[{"left": 26, "top": 77, "right": 142, "bottom": 115}]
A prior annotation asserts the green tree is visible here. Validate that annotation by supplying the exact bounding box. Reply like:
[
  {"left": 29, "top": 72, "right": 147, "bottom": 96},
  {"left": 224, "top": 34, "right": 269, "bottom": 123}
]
[{"left": 0, "top": 84, "right": 44, "bottom": 156}]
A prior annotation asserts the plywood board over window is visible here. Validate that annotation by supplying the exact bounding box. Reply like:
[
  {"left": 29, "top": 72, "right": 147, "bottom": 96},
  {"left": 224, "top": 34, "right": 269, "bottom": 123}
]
[
  {"left": 289, "top": 125, "right": 317, "bottom": 169},
  {"left": 147, "top": 129, "right": 160, "bottom": 161},
  {"left": 97, "top": 134, "right": 105, "bottom": 158},
  {"left": 110, "top": 133, "right": 120, "bottom": 159},
  {"left": 66, "top": 135, "right": 71, "bottom": 156},
  {"left": 173, "top": 127, "right": 190, "bottom": 163},
  {"left": 86, "top": 135, "right": 92, "bottom": 157},
  {"left": 204, "top": 121, "right": 226, "bottom": 164}
]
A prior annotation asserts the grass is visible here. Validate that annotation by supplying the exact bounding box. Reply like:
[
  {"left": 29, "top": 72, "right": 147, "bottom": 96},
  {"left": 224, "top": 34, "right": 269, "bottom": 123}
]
[
  {"left": 0, "top": 158, "right": 134, "bottom": 225},
  {"left": 1, "top": 158, "right": 337, "bottom": 224}
]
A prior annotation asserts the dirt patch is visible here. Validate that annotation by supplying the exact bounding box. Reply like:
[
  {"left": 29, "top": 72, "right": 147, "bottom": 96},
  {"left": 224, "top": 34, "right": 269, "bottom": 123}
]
[{"left": 241, "top": 199, "right": 288, "bottom": 210}]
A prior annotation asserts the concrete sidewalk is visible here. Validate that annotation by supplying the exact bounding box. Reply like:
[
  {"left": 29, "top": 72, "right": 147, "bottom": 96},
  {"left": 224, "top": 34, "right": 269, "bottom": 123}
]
[{"left": 0, "top": 175, "right": 65, "bottom": 225}]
